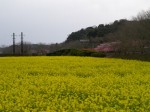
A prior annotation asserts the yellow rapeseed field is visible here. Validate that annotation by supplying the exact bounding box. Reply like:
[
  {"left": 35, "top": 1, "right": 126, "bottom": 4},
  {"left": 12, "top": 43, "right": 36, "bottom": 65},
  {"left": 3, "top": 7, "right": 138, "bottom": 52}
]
[{"left": 0, "top": 56, "right": 150, "bottom": 111}]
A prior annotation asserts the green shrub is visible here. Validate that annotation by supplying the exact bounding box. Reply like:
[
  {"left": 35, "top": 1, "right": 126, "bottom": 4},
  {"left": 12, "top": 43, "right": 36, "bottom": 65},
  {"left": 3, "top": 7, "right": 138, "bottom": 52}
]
[
  {"left": 91, "top": 52, "right": 106, "bottom": 57},
  {"left": 47, "top": 49, "right": 106, "bottom": 57}
]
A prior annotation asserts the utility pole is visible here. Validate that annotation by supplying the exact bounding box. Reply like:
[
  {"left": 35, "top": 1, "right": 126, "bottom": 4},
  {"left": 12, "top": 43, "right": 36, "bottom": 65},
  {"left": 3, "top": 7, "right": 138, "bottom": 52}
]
[
  {"left": 20, "top": 32, "right": 24, "bottom": 55},
  {"left": 12, "top": 33, "right": 16, "bottom": 55}
]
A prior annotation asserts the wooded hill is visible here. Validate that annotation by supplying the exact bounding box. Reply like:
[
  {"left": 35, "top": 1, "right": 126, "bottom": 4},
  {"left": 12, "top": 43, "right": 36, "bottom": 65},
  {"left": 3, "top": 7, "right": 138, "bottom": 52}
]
[
  {"left": 65, "top": 19, "right": 127, "bottom": 43},
  {"left": 64, "top": 10, "right": 150, "bottom": 54}
]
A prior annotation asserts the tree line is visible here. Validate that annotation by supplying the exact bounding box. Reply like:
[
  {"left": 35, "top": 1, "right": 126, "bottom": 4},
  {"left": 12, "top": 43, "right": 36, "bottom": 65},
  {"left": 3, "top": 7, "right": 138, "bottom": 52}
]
[
  {"left": 65, "top": 19, "right": 127, "bottom": 43},
  {"left": 65, "top": 10, "right": 150, "bottom": 54}
]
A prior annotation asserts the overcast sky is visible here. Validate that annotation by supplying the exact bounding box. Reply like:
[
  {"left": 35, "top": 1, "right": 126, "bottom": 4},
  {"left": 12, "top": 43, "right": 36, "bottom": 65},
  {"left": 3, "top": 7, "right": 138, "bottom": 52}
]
[{"left": 0, "top": 0, "right": 150, "bottom": 46}]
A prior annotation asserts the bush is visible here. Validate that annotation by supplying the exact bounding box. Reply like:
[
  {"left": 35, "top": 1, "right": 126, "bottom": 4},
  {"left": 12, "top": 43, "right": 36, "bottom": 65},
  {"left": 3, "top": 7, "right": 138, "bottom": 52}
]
[
  {"left": 47, "top": 49, "right": 106, "bottom": 57},
  {"left": 91, "top": 52, "right": 106, "bottom": 57}
]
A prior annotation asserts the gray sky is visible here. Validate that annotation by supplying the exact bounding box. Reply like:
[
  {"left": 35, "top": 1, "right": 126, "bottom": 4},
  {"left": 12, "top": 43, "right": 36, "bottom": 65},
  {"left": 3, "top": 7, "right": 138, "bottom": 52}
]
[{"left": 0, "top": 0, "right": 150, "bottom": 46}]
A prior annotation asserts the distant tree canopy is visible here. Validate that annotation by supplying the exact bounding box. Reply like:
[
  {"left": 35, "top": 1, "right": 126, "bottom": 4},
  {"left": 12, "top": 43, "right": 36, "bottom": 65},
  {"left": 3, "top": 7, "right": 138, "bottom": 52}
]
[
  {"left": 65, "top": 19, "right": 127, "bottom": 43},
  {"left": 65, "top": 10, "right": 150, "bottom": 54}
]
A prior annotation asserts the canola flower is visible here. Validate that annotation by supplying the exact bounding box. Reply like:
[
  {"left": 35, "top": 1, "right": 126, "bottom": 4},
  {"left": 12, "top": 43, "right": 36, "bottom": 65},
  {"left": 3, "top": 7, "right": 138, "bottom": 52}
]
[{"left": 0, "top": 56, "right": 150, "bottom": 111}]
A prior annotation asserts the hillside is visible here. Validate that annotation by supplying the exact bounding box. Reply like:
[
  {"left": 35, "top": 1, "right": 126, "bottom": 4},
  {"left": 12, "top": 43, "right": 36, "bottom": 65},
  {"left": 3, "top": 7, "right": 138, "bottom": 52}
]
[
  {"left": 64, "top": 10, "right": 150, "bottom": 55},
  {"left": 66, "top": 19, "right": 127, "bottom": 43}
]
